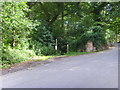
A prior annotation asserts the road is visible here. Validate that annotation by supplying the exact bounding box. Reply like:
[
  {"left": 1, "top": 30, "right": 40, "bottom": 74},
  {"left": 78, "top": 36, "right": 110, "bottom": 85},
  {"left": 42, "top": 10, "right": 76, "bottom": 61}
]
[{"left": 2, "top": 46, "right": 118, "bottom": 88}]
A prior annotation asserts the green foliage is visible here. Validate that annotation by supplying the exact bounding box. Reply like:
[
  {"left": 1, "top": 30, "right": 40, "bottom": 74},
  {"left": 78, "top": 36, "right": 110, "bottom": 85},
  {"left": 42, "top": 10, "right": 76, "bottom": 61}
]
[
  {"left": 1, "top": 2, "right": 36, "bottom": 66},
  {"left": 91, "top": 26, "right": 107, "bottom": 50},
  {"left": 29, "top": 22, "right": 56, "bottom": 56},
  {"left": 1, "top": 2, "right": 33, "bottom": 48},
  {"left": 41, "top": 45, "right": 56, "bottom": 56},
  {"left": 29, "top": 40, "right": 56, "bottom": 56},
  {"left": 1, "top": 2, "right": 119, "bottom": 68},
  {"left": 29, "top": 40, "right": 42, "bottom": 55},
  {"left": 31, "top": 23, "right": 54, "bottom": 46},
  {"left": 70, "top": 26, "right": 107, "bottom": 51},
  {"left": 2, "top": 46, "right": 36, "bottom": 65}
]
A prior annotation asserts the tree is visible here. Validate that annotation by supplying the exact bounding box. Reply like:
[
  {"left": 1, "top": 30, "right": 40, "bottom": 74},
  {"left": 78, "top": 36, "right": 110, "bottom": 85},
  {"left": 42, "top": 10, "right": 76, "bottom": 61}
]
[{"left": 1, "top": 2, "right": 33, "bottom": 49}]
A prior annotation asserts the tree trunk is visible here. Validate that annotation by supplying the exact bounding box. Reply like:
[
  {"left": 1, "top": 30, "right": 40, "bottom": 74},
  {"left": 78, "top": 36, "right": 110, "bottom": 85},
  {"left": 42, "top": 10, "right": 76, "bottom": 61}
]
[{"left": 61, "top": 3, "right": 64, "bottom": 28}]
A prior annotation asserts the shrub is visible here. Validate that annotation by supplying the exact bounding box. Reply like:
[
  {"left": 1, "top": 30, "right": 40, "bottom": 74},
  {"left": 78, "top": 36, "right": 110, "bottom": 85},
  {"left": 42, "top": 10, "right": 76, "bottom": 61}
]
[
  {"left": 2, "top": 46, "right": 36, "bottom": 65},
  {"left": 69, "top": 26, "right": 108, "bottom": 51},
  {"left": 29, "top": 40, "right": 42, "bottom": 55},
  {"left": 29, "top": 40, "right": 56, "bottom": 56},
  {"left": 41, "top": 45, "right": 56, "bottom": 56}
]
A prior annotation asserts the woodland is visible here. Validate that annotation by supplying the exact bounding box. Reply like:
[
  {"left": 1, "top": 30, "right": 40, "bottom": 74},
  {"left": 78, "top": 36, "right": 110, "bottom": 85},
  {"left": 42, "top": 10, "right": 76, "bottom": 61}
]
[{"left": 1, "top": 2, "right": 120, "bottom": 68}]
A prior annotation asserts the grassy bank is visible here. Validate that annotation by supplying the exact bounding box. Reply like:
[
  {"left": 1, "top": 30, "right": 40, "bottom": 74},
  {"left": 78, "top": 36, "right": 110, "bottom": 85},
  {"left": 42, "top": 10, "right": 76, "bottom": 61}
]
[
  {"left": 1, "top": 56, "right": 54, "bottom": 69},
  {"left": 1, "top": 51, "right": 95, "bottom": 69}
]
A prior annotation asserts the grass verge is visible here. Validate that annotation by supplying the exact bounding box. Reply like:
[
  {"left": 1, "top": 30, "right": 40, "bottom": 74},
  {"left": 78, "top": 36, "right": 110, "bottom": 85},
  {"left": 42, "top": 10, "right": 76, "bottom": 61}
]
[
  {"left": 63, "top": 51, "right": 95, "bottom": 57},
  {"left": 1, "top": 51, "right": 95, "bottom": 69}
]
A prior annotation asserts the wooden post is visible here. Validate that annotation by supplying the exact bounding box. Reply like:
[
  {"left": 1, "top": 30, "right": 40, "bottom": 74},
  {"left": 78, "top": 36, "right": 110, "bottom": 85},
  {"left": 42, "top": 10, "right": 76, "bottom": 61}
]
[
  {"left": 55, "top": 39, "right": 57, "bottom": 51},
  {"left": 67, "top": 44, "right": 69, "bottom": 53}
]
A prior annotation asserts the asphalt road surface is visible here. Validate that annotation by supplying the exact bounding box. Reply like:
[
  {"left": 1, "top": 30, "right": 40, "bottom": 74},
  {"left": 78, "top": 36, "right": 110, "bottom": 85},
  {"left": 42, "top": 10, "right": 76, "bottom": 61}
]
[{"left": 1, "top": 46, "right": 118, "bottom": 88}]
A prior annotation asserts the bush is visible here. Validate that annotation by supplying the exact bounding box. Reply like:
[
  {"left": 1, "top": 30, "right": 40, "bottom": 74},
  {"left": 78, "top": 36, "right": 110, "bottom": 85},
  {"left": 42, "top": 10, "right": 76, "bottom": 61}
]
[
  {"left": 29, "top": 40, "right": 56, "bottom": 56},
  {"left": 69, "top": 26, "right": 108, "bottom": 51},
  {"left": 41, "top": 45, "right": 56, "bottom": 56},
  {"left": 29, "top": 40, "right": 42, "bottom": 55},
  {"left": 2, "top": 46, "right": 36, "bottom": 65},
  {"left": 69, "top": 33, "right": 90, "bottom": 52},
  {"left": 91, "top": 26, "right": 107, "bottom": 50}
]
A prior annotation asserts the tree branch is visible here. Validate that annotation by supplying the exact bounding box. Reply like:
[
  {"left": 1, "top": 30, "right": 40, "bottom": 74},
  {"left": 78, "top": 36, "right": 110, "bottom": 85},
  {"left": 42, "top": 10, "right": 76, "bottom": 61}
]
[{"left": 39, "top": 2, "right": 50, "bottom": 22}]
